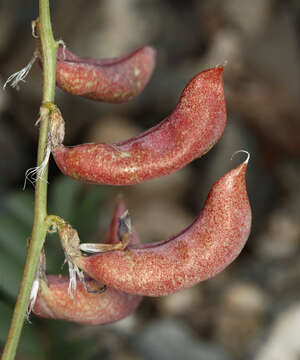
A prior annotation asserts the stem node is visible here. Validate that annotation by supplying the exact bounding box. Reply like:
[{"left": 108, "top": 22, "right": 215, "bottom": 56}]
[{"left": 1, "top": 1, "right": 57, "bottom": 358}]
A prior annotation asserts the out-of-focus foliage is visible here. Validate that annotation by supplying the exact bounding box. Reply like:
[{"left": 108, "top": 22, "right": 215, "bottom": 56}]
[
  {"left": 0, "top": 176, "right": 111, "bottom": 359},
  {"left": 0, "top": 300, "right": 44, "bottom": 358}
]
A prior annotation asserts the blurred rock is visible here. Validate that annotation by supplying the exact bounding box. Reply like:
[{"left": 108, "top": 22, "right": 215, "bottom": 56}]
[
  {"left": 55, "top": 0, "right": 156, "bottom": 58},
  {"left": 228, "top": 74, "right": 300, "bottom": 156},
  {"left": 221, "top": 281, "right": 269, "bottom": 314},
  {"left": 88, "top": 0, "right": 153, "bottom": 56},
  {"left": 74, "top": 318, "right": 143, "bottom": 360},
  {"left": 253, "top": 159, "right": 300, "bottom": 259},
  {"left": 87, "top": 114, "right": 142, "bottom": 144},
  {"left": 265, "top": 256, "right": 300, "bottom": 298},
  {"left": 254, "top": 207, "right": 300, "bottom": 260},
  {"left": 127, "top": 166, "right": 192, "bottom": 204},
  {"left": 245, "top": 12, "right": 300, "bottom": 99},
  {"left": 106, "top": 313, "right": 138, "bottom": 336},
  {"left": 135, "top": 319, "right": 229, "bottom": 360},
  {"left": 225, "top": 11, "right": 300, "bottom": 157},
  {"left": 222, "top": 0, "right": 272, "bottom": 37},
  {"left": 158, "top": 287, "right": 203, "bottom": 316},
  {"left": 105, "top": 313, "right": 140, "bottom": 337},
  {"left": 255, "top": 304, "right": 300, "bottom": 360},
  {"left": 215, "top": 282, "right": 268, "bottom": 357},
  {"left": 276, "top": 160, "right": 300, "bottom": 198},
  {"left": 131, "top": 199, "right": 194, "bottom": 243}
]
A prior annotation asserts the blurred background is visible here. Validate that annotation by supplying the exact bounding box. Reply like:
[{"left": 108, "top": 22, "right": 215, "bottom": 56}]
[{"left": 1, "top": 0, "right": 300, "bottom": 359}]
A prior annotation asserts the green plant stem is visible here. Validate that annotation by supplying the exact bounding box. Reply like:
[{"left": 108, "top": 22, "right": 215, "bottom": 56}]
[{"left": 1, "top": 1, "right": 57, "bottom": 359}]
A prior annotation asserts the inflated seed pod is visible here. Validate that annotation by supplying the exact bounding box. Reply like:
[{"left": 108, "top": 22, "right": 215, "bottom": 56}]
[
  {"left": 52, "top": 66, "right": 226, "bottom": 186},
  {"left": 33, "top": 276, "right": 142, "bottom": 325},
  {"left": 33, "top": 200, "right": 142, "bottom": 325},
  {"left": 55, "top": 45, "right": 156, "bottom": 103},
  {"left": 75, "top": 157, "right": 251, "bottom": 297}
]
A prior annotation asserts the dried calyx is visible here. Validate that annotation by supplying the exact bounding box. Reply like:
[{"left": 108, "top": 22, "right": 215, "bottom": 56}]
[
  {"left": 48, "top": 106, "right": 65, "bottom": 149},
  {"left": 80, "top": 210, "right": 132, "bottom": 253},
  {"left": 32, "top": 200, "right": 143, "bottom": 325}
]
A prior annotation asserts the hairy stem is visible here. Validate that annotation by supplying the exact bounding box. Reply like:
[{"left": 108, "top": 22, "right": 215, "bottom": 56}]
[{"left": 1, "top": 1, "right": 57, "bottom": 359}]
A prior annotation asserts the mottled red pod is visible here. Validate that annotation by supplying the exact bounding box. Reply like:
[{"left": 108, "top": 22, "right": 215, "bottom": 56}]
[
  {"left": 55, "top": 45, "right": 156, "bottom": 103},
  {"left": 33, "top": 200, "right": 142, "bottom": 324},
  {"left": 33, "top": 276, "right": 142, "bottom": 325},
  {"left": 75, "top": 157, "right": 251, "bottom": 296},
  {"left": 52, "top": 66, "right": 226, "bottom": 185}
]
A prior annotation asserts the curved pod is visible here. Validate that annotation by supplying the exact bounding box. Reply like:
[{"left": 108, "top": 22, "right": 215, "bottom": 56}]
[
  {"left": 52, "top": 66, "right": 226, "bottom": 185},
  {"left": 76, "top": 159, "right": 251, "bottom": 297},
  {"left": 55, "top": 46, "right": 156, "bottom": 103},
  {"left": 33, "top": 277, "right": 141, "bottom": 325},
  {"left": 33, "top": 200, "right": 142, "bottom": 324}
]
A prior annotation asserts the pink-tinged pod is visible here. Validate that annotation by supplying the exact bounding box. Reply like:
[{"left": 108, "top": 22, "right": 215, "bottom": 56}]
[
  {"left": 55, "top": 45, "right": 156, "bottom": 103},
  {"left": 52, "top": 66, "right": 226, "bottom": 186},
  {"left": 76, "top": 158, "right": 251, "bottom": 297},
  {"left": 33, "top": 276, "right": 142, "bottom": 325},
  {"left": 33, "top": 200, "right": 142, "bottom": 324}
]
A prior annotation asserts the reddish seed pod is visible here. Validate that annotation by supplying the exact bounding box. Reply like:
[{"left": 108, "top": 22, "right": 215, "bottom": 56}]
[
  {"left": 33, "top": 276, "right": 142, "bottom": 325},
  {"left": 33, "top": 200, "right": 142, "bottom": 324},
  {"left": 55, "top": 45, "right": 156, "bottom": 103},
  {"left": 52, "top": 66, "right": 226, "bottom": 185},
  {"left": 75, "top": 158, "right": 251, "bottom": 297}
]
